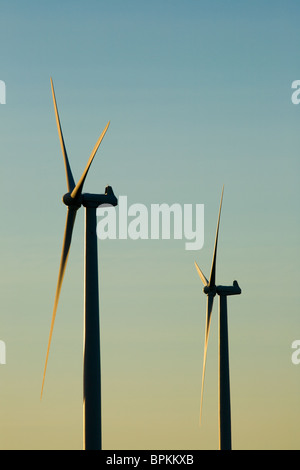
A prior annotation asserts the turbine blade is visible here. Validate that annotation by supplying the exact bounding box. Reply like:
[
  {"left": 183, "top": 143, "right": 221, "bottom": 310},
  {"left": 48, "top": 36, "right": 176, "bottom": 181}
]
[
  {"left": 70, "top": 121, "right": 110, "bottom": 200},
  {"left": 50, "top": 77, "right": 76, "bottom": 192},
  {"left": 200, "top": 294, "right": 214, "bottom": 423},
  {"left": 208, "top": 186, "right": 224, "bottom": 287},
  {"left": 41, "top": 207, "right": 77, "bottom": 399},
  {"left": 194, "top": 261, "right": 208, "bottom": 286}
]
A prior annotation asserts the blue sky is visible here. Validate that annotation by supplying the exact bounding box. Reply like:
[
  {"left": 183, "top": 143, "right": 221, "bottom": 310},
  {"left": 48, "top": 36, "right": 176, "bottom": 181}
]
[{"left": 0, "top": 0, "right": 299, "bottom": 449}]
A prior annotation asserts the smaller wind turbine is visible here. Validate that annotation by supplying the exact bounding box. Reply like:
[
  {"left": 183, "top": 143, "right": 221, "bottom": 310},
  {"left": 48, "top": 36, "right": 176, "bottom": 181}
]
[{"left": 195, "top": 186, "right": 241, "bottom": 450}]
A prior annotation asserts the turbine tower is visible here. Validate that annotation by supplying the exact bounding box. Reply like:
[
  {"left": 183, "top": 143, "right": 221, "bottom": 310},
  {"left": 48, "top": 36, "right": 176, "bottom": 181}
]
[
  {"left": 194, "top": 187, "right": 241, "bottom": 450},
  {"left": 41, "top": 78, "right": 118, "bottom": 450}
]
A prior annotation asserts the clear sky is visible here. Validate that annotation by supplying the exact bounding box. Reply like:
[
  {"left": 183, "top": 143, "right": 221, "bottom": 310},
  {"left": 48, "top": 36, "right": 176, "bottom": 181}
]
[{"left": 0, "top": 0, "right": 299, "bottom": 450}]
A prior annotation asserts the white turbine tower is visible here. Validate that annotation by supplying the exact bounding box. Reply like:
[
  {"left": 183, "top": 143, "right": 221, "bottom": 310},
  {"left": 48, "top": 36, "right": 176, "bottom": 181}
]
[
  {"left": 195, "top": 187, "right": 241, "bottom": 450},
  {"left": 41, "top": 78, "right": 118, "bottom": 450}
]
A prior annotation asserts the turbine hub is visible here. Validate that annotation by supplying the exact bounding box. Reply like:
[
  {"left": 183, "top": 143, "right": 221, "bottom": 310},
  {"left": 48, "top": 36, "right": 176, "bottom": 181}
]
[
  {"left": 62, "top": 192, "right": 82, "bottom": 208},
  {"left": 203, "top": 285, "right": 217, "bottom": 296}
]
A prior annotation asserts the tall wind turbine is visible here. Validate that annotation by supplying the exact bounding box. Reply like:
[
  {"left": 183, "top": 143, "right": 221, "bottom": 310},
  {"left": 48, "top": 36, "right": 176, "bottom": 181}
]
[
  {"left": 194, "top": 187, "right": 241, "bottom": 450},
  {"left": 41, "top": 78, "right": 118, "bottom": 450}
]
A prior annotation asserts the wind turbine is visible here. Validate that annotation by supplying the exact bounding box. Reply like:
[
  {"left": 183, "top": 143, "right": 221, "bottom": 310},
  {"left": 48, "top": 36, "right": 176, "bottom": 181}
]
[
  {"left": 41, "top": 78, "right": 118, "bottom": 450},
  {"left": 194, "top": 187, "right": 241, "bottom": 450}
]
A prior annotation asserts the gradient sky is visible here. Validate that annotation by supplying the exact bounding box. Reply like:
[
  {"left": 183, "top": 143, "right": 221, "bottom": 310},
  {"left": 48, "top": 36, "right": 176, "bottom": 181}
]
[{"left": 0, "top": 0, "right": 299, "bottom": 450}]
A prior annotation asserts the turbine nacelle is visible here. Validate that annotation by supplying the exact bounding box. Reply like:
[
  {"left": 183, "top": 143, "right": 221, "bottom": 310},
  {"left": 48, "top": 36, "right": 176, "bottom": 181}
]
[
  {"left": 82, "top": 185, "right": 118, "bottom": 208},
  {"left": 203, "top": 280, "right": 241, "bottom": 297},
  {"left": 62, "top": 185, "right": 118, "bottom": 209},
  {"left": 217, "top": 280, "right": 241, "bottom": 296}
]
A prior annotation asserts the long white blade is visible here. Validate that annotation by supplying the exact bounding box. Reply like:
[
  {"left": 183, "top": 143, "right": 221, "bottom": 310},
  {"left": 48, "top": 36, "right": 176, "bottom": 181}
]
[
  {"left": 208, "top": 186, "right": 224, "bottom": 287},
  {"left": 50, "top": 78, "right": 76, "bottom": 192},
  {"left": 194, "top": 261, "right": 208, "bottom": 287},
  {"left": 70, "top": 121, "right": 110, "bottom": 200},
  {"left": 41, "top": 207, "right": 77, "bottom": 399},
  {"left": 200, "top": 294, "right": 214, "bottom": 423}
]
